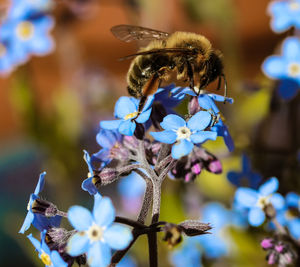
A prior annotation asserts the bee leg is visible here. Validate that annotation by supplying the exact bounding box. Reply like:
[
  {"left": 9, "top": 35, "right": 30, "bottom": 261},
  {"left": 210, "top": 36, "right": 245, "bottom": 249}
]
[
  {"left": 186, "top": 62, "right": 194, "bottom": 90},
  {"left": 138, "top": 73, "right": 161, "bottom": 115}
]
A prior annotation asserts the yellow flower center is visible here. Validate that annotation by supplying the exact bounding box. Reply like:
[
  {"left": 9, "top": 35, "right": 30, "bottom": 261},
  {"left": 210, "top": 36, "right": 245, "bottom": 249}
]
[
  {"left": 16, "top": 21, "right": 34, "bottom": 40},
  {"left": 288, "top": 62, "right": 300, "bottom": 77},
  {"left": 176, "top": 126, "right": 191, "bottom": 140},
  {"left": 40, "top": 251, "right": 52, "bottom": 266},
  {"left": 87, "top": 224, "right": 104, "bottom": 242},
  {"left": 289, "top": 1, "right": 300, "bottom": 10},
  {"left": 257, "top": 196, "right": 270, "bottom": 209},
  {"left": 0, "top": 43, "right": 6, "bottom": 58},
  {"left": 124, "top": 112, "right": 138, "bottom": 120}
]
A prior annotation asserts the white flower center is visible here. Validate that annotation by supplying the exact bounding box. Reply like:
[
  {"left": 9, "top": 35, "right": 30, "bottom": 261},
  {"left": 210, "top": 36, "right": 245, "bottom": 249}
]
[
  {"left": 289, "top": 1, "right": 300, "bottom": 11},
  {"left": 124, "top": 111, "right": 138, "bottom": 120},
  {"left": 0, "top": 43, "right": 6, "bottom": 58},
  {"left": 16, "top": 21, "right": 34, "bottom": 41},
  {"left": 176, "top": 126, "right": 191, "bottom": 140},
  {"left": 256, "top": 196, "right": 271, "bottom": 209},
  {"left": 87, "top": 224, "right": 104, "bottom": 242},
  {"left": 288, "top": 62, "right": 300, "bottom": 77},
  {"left": 40, "top": 251, "right": 52, "bottom": 266}
]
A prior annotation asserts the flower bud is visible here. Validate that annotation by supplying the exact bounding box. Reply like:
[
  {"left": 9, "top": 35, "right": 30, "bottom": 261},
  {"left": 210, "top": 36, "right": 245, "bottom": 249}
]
[
  {"left": 31, "top": 199, "right": 58, "bottom": 217},
  {"left": 92, "top": 168, "right": 118, "bottom": 186},
  {"left": 178, "top": 220, "right": 212, "bottom": 236},
  {"left": 188, "top": 96, "right": 201, "bottom": 115}
]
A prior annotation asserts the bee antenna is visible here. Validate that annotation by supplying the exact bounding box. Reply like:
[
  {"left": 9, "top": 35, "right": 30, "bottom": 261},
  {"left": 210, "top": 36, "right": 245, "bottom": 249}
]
[{"left": 221, "top": 74, "right": 227, "bottom": 104}]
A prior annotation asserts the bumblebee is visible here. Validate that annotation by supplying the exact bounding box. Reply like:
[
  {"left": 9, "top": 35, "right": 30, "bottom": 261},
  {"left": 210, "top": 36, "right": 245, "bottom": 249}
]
[{"left": 111, "top": 25, "right": 227, "bottom": 113}]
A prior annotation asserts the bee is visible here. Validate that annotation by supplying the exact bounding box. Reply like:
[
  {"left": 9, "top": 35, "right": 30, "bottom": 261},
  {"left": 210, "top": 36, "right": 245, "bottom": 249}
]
[{"left": 111, "top": 24, "right": 227, "bottom": 113}]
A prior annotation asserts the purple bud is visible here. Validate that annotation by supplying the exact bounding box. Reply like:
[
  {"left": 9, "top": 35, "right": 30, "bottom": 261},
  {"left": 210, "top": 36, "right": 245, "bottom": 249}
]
[
  {"left": 208, "top": 160, "right": 222, "bottom": 174},
  {"left": 93, "top": 168, "right": 118, "bottom": 186},
  {"left": 31, "top": 199, "right": 58, "bottom": 217},
  {"left": 191, "top": 163, "right": 202, "bottom": 175},
  {"left": 261, "top": 238, "right": 274, "bottom": 250},
  {"left": 275, "top": 245, "right": 284, "bottom": 253},
  {"left": 267, "top": 252, "right": 277, "bottom": 265},
  {"left": 188, "top": 96, "right": 201, "bottom": 115}
]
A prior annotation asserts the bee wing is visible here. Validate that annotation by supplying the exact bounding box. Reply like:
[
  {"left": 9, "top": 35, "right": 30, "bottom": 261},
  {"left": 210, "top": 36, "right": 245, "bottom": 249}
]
[
  {"left": 111, "top": 24, "right": 170, "bottom": 42},
  {"left": 119, "top": 47, "right": 195, "bottom": 61}
]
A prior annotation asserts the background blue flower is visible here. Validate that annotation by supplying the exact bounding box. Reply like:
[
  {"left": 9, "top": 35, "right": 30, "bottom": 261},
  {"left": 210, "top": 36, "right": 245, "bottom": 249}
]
[
  {"left": 227, "top": 154, "right": 262, "bottom": 188},
  {"left": 234, "top": 177, "right": 284, "bottom": 226},
  {"left": 268, "top": 0, "right": 300, "bottom": 33},
  {"left": 262, "top": 37, "right": 300, "bottom": 99}
]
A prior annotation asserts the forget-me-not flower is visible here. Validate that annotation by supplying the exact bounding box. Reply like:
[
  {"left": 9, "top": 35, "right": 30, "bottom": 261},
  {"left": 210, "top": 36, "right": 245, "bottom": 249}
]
[
  {"left": 262, "top": 37, "right": 300, "bottom": 99},
  {"left": 235, "top": 177, "right": 285, "bottom": 226},
  {"left": 150, "top": 111, "right": 217, "bottom": 159},
  {"left": 276, "top": 192, "right": 300, "bottom": 239},
  {"left": 19, "top": 172, "right": 61, "bottom": 234},
  {"left": 67, "top": 193, "right": 133, "bottom": 267},
  {"left": 100, "top": 96, "right": 154, "bottom": 136},
  {"left": 227, "top": 154, "right": 262, "bottom": 188},
  {"left": 93, "top": 129, "right": 122, "bottom": 164},
  {"left": 27, "top": 230, "right": 67, "bottom": 267},
  {"left": 268, "top": 0, "right": 300, "bottom": 33}
]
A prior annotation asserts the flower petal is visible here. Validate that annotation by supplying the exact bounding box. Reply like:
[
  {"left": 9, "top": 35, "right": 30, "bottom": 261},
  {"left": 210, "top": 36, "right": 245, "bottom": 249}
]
[
  {"left": 27, "top": 233, "right": 41, "bottom": 251},
  {"left": 82, "top": 177, "right": 98, "bottom": 195},
  {"left": 67, "top": 232, "right": 90, "bottom": 256},
  {"left": 50, "top": 250, "right": 67, "bottom": 267},
  {"left": 286, "top": 192, "right": 300, "bottom": 208},
  {"left": 150, "top": 130, "right": 177, "bottom": 144},
  {"left": 104, "top": 224, "right": 133, "bottom": 250},
  {"left": 248, "top": 207, "right": 265, "bottom": 226},
  {"left": 135, "top": 108, "right": 152, "bottom": 123},
  {"left": 171, "top": 139, "right": 194, "bottom": 159},
  {"left": 114, "top": 97, "right": 137, "bottom": 118},
  {"left": 235, "top": 188, "right": 258, "bottom": 208},
  {"left": 96, "top": 129, "right": 119, "bottom": 149},
  {"left": 93, "top": 197, "right": 115, "bottom": 227},
  {"left": 19, "top": 210, "right": 34, "bottom": 234},
  {"left": 288, "top": 219, "right": 300, "bottom": 239},
  {"left": 160, "top": 114, "right": 186, "bottom": 130},
  {"left": 190, "top": 131, "right": 217, "bottom": 144},
  {"left": 282, "top": 37, "right": 300, "bottom": 60},
  {"left": 100, "top": 119, "right": 122, "bottom": 130},
  {"left": 118, "top": 120, "right": 136, "bottom": 136},
  {"left": 262, "top": 56, "right": 286, "bottom": 79},
  {"left": 34, "top": 172, "right": 46, "bottom": 195},
  {"left": 87, "top": 241, "right": 111, "bottom": 267},
  {"left": 259, "top": 177, "right": 279, "bottom": 196},
  {"left": 188, "top": 111, "right": 212, "bottom": 131},
  {"left": 270, "top": 193, "right": 285, "bottom": 210},
  {"left": 68, "top": 206, "right": 93, "bottom": 231}
]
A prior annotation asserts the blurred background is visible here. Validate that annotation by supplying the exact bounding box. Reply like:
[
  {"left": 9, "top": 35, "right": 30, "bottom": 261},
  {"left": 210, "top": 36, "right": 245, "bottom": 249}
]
[{"left": 0, "top": 0, "right": 299, "bottom": 266}]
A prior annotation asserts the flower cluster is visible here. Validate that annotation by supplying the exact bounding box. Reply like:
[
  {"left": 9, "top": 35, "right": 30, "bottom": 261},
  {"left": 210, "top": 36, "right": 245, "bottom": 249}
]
[
  {"left": 0, "top": 0, "right": 55, "bottom": 75},
  {"left": 263, "top": 1, "right": 300, "bottom": 99}
]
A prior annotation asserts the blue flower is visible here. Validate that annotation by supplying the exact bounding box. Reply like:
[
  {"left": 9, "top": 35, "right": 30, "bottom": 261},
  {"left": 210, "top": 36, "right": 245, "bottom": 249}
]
[
  {"left": 235, "top": 177, "right": 285, "bottom": 226},
  {"left": 154, "top": 84, "right": 182, "bottom": 111},
  {"left": 275, "top": 192, "right": 300, "bottom": 239},
  {"left": 93, "top": 129, "right": 123, "bottom": 164},
  {"left": 67, "top": 194, "right": 133, "bottom": 267},
  {"left": 100, "top": 96, "right": 154, "bottom": 136},
  {"left": 118, "top": 172, "right": 146, "bottom": 214},
  {"left": 19, "top": 172, "right": 62, "bottom": 234},
  {"left": 196, "top": 202, "right": 231, "bottom": 258},
  {"left": 170, "top": 238, "right": 202, "bottom": 267},
  {"left": 150, "top": 112, "right": 217, "bottom": 159},
  {"left": 262, "top": 37, "right": 300, "bottom": 98},
  {"left": 27, "top": 230, "right": 67, "bottom": 267},
  {"left": 0, "top": 41, "right": 20, "bottom": 74},
  {"left": 268, "top": 0, "right": 300, "bottom": 33},
  {"left": 81, "top": 150, "right": 100, "bottom": 195},
  {"left": 227, "top": 154, "right": 262, "bottom": 188}
]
